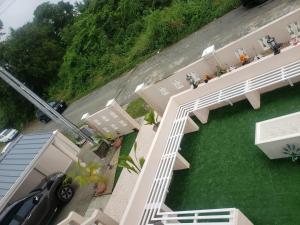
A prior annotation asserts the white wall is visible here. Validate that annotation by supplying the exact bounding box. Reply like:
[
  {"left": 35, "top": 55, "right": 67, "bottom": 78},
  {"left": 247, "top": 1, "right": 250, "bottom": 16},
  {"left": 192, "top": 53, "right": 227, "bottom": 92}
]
[
  {"left": 9, "top": 169, "right": 45, "bottom": 203},
  {"left": 256, "top": 112, "right": 300, "bottom": 159},
  {"left": 83, "top": 99, "right": 140, "bottom": 138}
]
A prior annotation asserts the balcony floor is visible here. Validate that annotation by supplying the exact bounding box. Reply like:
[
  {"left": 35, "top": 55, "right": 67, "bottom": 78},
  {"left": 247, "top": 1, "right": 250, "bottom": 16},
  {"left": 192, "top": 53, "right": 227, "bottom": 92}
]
[{"left": 166, "top": 82, "right": 300, "bottom": 225}]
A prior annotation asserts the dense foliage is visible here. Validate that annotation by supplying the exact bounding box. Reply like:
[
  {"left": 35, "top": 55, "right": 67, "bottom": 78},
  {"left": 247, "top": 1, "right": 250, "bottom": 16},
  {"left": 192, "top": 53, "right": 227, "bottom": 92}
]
[
  {"left": 0, "top": 19, "right": 4, "bottom": 36},
  {"left": 0, "top": 2, "right": 75, "bottom": 128},
  {"left": 51, "top": 0, "right": 240, "bottom": 100},
  {"left": 0, "top": 0, "right": 240, "bottom": 129}
]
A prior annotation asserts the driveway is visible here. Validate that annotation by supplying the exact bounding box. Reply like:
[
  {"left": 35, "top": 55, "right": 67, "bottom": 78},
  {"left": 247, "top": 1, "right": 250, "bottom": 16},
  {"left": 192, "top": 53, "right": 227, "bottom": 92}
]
[{"left": 23, "top": 0, "right": 300, "bottom": 134}]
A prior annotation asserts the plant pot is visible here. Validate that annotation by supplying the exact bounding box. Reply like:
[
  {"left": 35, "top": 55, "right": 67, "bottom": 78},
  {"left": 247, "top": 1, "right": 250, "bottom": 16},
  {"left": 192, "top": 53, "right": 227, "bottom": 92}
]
[
  {"left": 94, "top": 183, "right": 107, "bottom": 195},
  {"left": 113, "top": 137, "right": 123, "bottom": 149}
]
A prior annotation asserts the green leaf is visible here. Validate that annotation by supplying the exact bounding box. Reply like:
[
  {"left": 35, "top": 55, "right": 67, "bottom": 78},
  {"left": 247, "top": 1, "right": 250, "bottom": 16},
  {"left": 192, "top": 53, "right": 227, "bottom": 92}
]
[{"left": 139, "top": 157, "right": 145, "bottom": 169}]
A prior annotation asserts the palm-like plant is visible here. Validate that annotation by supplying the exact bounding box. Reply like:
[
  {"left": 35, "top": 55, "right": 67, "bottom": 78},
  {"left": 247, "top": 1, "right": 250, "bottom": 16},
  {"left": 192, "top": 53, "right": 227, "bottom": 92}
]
[
  {"left": 144, "top": 109, "right": 160, "bottom": 131},
  {"left": 118, "top": 142, "right": 145, "bottom": 174},
  {"left": 282, "top": 144, "right": 300, "bottom": 162},
  {"left": 144, "top": 109, "right": 159, "bottom": 126},
  {"left": 67, "top": 161, "right": 107, "bottom": 186}
]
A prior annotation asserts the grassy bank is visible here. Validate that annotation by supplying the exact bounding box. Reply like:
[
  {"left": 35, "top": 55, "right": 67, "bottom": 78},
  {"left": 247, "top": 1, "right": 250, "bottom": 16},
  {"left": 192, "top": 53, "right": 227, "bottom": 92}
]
[
  {"left": 126, "top": 98, "right": 149, "bottom": 119},
  {"left": 50, "top": 0, "right": 240, "bottom": 101}
]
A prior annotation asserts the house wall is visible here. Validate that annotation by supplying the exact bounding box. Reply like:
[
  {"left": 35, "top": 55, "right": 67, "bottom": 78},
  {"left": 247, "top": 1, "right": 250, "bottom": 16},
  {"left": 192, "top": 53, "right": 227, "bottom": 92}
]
[
  {"left": 256, "top": 112, "right": 300, "bottom": 159},
  {"left": 36, "top": 145, "right": 73, "bottom": 175},
  {"left": 82, "top": 99, "right": 140, "bottom": 138},
  {"left": 36, "top": 131, "right": 79, "bottom": 175},
  {"left": 8, "top": 169, "right": 45, "bottom": 204}
]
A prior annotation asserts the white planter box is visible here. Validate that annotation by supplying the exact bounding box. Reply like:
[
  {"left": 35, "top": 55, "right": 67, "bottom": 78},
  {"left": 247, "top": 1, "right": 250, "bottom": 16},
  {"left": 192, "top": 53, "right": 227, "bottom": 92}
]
[{"left": 255, "top": 112, "right": 300, "bottom": 159}]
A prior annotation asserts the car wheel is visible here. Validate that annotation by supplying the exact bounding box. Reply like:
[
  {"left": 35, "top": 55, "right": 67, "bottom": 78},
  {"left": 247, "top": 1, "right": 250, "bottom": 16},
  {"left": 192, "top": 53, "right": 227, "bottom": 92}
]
[{"left": 56, "top": 185, "right": 74, "bottom": 203}]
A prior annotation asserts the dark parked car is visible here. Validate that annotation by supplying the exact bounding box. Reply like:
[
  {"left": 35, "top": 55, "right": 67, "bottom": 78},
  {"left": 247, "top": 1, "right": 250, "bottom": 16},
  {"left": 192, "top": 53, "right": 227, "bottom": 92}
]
[
  {"left": 0, "top": 173, "right": 74, "bottom": 225},
  {"left": 35, "top": 101, "right": 67, "bottom": 123},
  {"left": 241, "top": 0, "right": 268, "bottom": 7}
]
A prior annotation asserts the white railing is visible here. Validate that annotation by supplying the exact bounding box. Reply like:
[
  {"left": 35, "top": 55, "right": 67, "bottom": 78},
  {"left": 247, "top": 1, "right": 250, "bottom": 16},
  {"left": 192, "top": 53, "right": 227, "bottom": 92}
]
[
  {"left": 155, "top": 208, "right": 236, "bottom": 225},
  {"left": 138, "top": 59, "right": 300, "bottom": 225},
  {"left": 180, "top": 60, "right": 300, "bottom": 111}
]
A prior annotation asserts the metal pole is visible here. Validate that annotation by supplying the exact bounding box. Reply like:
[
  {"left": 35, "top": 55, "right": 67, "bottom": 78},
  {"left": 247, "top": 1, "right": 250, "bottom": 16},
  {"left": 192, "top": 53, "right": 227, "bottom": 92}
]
[{"left": 0, "top": 67, "right": 95, "bottom": 144}]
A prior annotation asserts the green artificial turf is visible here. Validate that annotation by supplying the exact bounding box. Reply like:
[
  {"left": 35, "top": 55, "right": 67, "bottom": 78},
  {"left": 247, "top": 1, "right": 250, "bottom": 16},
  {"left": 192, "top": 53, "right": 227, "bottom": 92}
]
[
  {"left": 113, "top": 132, "right": 138, "bottom": 188},
  {"left": 166, "top": 83, "right": 300, "bottom": 225}
]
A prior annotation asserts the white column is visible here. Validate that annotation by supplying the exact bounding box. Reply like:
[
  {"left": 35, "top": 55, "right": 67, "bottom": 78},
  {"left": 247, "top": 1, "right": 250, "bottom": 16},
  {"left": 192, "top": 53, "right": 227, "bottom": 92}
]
[
  {"left": 160, "top": 204, "right": 179, "bottom": 224},
  {"left": 193, "top": 107, "right": 210, "bottom": 124},
  {"left": 245, "top": 91, "right": 260, "bottom": 110},
  {"left": 183, "top": 117, "right": 199, "bottom": 134},
  {"left": 233, "top": 209, "right": 254, "bottom": 225},
  {"left": 174, "top": 152, "right": 190, "bottom": 170}
]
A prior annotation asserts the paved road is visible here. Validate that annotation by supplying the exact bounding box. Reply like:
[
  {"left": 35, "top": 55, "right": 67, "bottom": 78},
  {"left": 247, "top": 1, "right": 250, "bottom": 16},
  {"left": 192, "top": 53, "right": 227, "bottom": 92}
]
[{"left": 23, "top": 0, "right": 300, "bottom": 134}]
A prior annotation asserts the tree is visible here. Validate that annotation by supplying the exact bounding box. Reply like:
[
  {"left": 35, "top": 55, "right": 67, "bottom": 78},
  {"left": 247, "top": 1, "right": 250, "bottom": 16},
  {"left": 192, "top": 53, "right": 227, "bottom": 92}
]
[
  {"left": 0, "top": 1, "right": 75, "bottom": 129},
  {"left": 0, "top": 19, "right": 5, "bottom": 36},
  {"left": 34, "top": 1, "right": 75, "bottom": 36}
]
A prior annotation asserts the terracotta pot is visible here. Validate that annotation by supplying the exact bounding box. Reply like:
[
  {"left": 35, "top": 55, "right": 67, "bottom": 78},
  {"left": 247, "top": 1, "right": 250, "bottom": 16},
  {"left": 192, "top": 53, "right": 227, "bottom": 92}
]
[
  {"left": 113, "top": 137, "right": 123, "bottom": 149},
  {"left": 94, "top": 183, "right": 107, "bottom": 194}
]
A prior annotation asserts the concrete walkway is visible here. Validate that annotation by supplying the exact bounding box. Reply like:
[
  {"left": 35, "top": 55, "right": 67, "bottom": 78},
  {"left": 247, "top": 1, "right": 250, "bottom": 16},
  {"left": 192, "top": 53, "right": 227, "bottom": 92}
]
[{"left": 23, "top": 0, "right": 300, "bottom": 135}]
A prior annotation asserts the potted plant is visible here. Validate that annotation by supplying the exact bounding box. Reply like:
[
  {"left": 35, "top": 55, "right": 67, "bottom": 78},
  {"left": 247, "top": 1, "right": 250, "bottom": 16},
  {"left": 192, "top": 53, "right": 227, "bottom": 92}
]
[
  {"left": 112, "top": 134, "right": 123, "bottom": 149},
  {"left": 215, "top": 66, "right": 226, "bottom": 77},
  {"left": 91, "top": 133, "right": 114, "bottom": 158},
  {"left": 239, "top": 54, "right": 250, "bottom": 65},
  {"left": 67, "top": 161, "right": 108, "bottom": 197},
  {"left": 144, "top": 109, "right": 160, "bottom": 131},
  {"left": 118, "top": 142, "right": 145, "bottom": 174}
]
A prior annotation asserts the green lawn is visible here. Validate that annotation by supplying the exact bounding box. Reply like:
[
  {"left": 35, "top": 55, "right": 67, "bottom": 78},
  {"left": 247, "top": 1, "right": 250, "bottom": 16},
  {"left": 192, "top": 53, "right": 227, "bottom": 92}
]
[
  {"left": 126, "top": 98, "right": 149, "bottom": 119},
  {"left": 113, "top": 132, "right": 138, "bottom": 188},
  {"left": 166, "top": 83, "right": 300, "bottom": 225}
]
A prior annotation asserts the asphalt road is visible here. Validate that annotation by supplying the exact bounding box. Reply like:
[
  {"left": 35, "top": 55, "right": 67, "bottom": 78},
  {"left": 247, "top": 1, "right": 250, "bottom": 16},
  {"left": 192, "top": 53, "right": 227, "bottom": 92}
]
[{"left": 22, "top": 0, "right": 300, "bottom": 135}]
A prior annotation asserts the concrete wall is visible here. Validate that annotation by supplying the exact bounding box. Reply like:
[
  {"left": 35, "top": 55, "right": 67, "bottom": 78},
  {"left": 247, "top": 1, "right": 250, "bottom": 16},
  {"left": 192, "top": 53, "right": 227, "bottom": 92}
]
[
  {"left": 174, "top": 43, "right": 300, "bottom": 106},
  {"left": 256, "top": 112, "right": 300, "bottom": 159},
  {"left": 82, "top": 99, "right": 140, "bottom": 138},
  {"left": 120, "top": 100, "right": 180, "bottom": 225},
  {"left": 9, "top": 169, "right": 45, "bottom": 203}
]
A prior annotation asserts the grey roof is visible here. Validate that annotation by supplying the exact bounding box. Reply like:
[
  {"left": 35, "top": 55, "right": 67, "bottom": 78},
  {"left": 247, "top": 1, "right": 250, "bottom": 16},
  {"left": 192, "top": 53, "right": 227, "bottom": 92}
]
[{"left": 0, "top": 132, "right": 53, "bottom": 202}]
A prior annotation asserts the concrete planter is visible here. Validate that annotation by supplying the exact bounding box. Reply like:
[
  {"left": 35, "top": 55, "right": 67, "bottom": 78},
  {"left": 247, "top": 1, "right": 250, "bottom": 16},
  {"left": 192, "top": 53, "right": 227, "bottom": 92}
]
[{"left": 255, "top": 112, "right": 300, "bottom": 159}]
